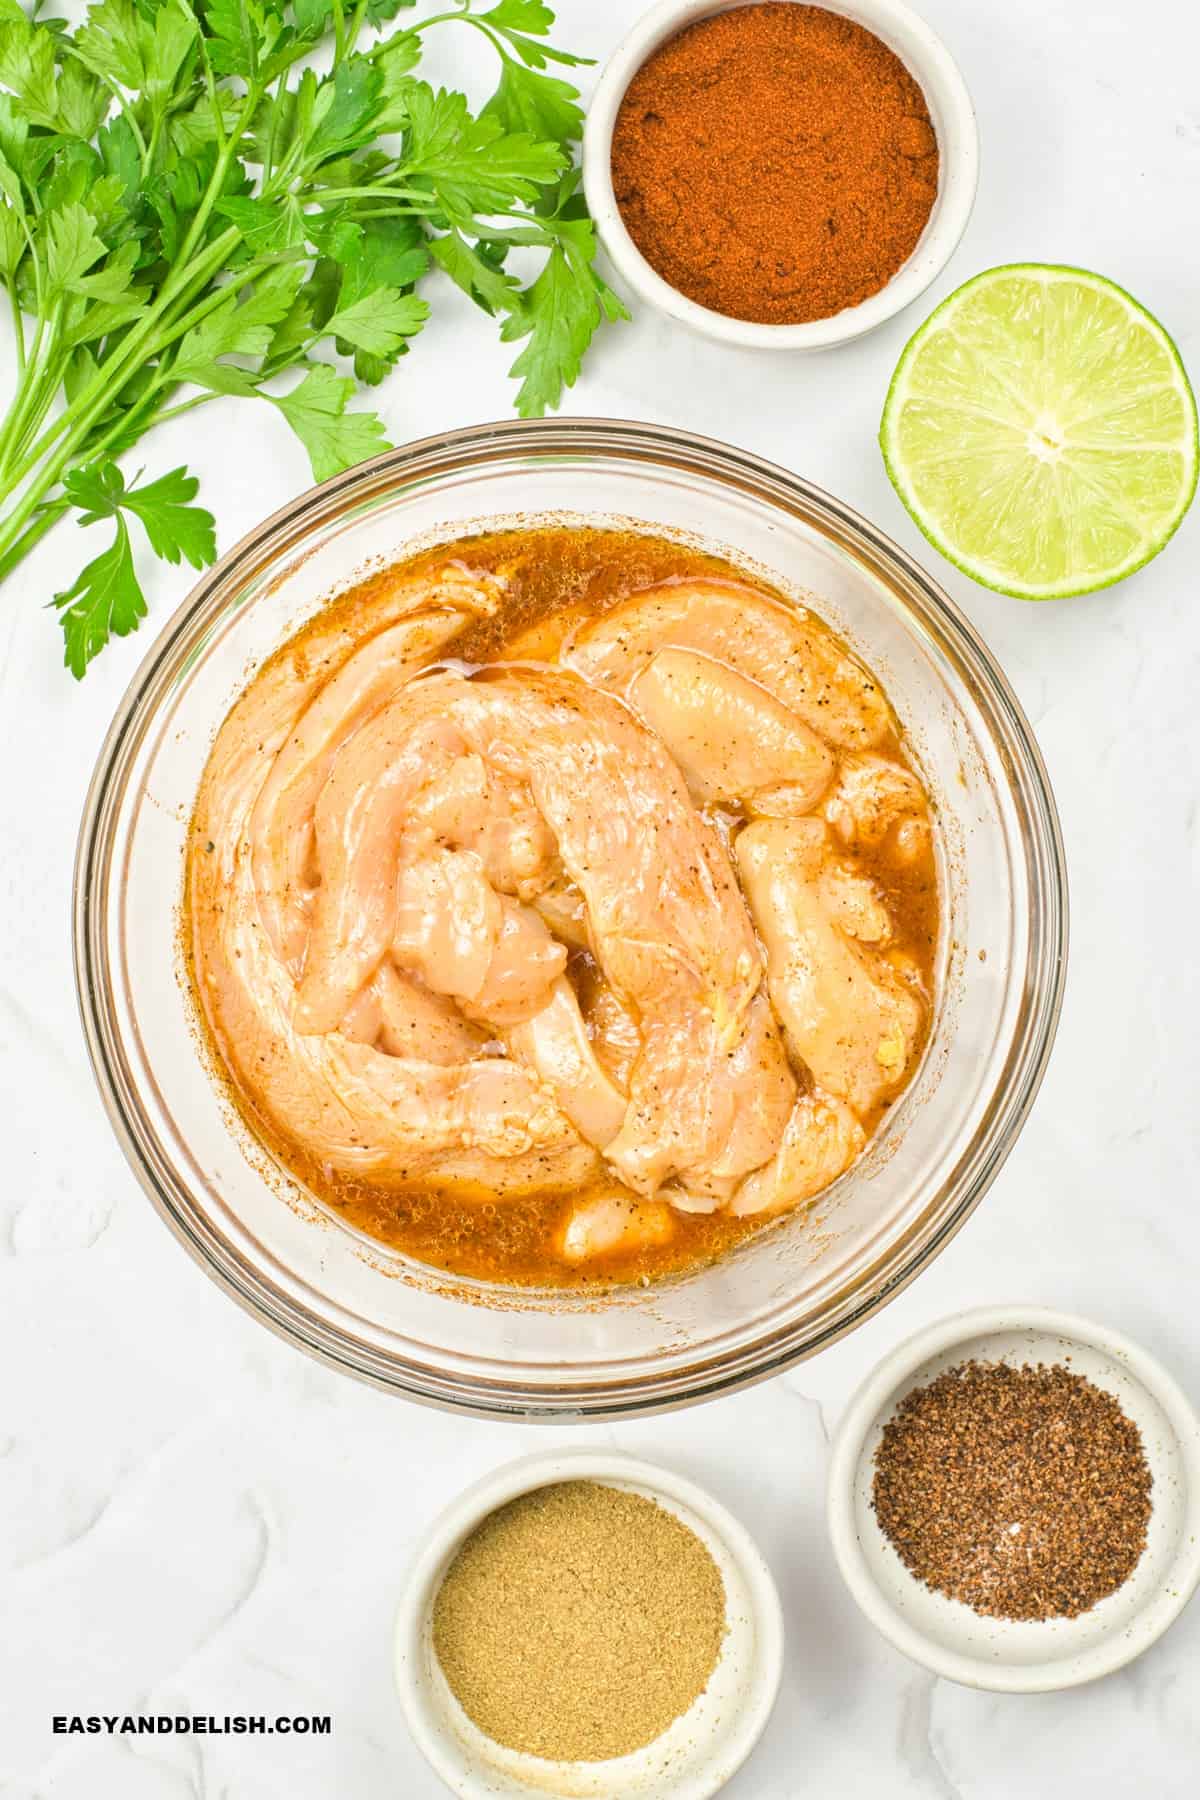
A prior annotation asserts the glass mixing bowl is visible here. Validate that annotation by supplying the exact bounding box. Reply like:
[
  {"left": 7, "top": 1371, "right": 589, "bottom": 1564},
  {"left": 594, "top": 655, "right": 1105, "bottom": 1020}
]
[{"left": 74, "top": 419, "right": 1067, "bottom": 1419}]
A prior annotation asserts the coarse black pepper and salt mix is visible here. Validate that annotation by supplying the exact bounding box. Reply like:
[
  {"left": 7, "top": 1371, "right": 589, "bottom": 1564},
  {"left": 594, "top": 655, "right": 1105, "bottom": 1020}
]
[
  {"left": 826, "top": 1308, "right": 1200, "bottom": 1697},
  {"left": 871, "top": 1360, "right": 1153, "bottom": 1622}
]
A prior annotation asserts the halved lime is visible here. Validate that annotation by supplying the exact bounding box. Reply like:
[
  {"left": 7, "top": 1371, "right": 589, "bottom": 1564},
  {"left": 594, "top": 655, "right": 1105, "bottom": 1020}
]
[{"left": 880, "top": 265, "right": 1198, "bottom": 599}]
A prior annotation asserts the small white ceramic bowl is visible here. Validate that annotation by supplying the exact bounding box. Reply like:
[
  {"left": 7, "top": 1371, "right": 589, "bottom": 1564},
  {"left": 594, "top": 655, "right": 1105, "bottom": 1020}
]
[
  {"left": 827, "top": 1306, "right": 1200, "bottom": 1692},
  {"left": 395, "top": 1449, "right": 784, "bottom": 1798},
  {"left": 582, "top": 0, "right": 980, "bottom": 350}
]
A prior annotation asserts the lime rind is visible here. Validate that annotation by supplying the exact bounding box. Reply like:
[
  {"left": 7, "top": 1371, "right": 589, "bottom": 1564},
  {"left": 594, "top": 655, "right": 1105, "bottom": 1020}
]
[{"left": 879, "top": 264, "right": 1200, "bottom": 600}]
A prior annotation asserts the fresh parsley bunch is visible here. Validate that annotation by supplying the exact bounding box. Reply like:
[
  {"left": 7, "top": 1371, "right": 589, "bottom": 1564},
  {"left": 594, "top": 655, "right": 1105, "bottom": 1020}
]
[{"left": 0, "top": 0, "right": 624, "bottom": 674}]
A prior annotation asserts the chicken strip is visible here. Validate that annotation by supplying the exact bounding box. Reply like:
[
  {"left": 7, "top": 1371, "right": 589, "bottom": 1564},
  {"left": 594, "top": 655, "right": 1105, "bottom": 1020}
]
[
  {"left": 824, "top": 751, "right": 932, "bottom": 865},
  {"left": 507, "top": 978, "right": 629, "bottom": 1149},
  {"left": 736, "top": 818, "right": 923, "bottom": 1117},
  {"left": 816, "top": 862, "right": 894, "bottom": 945},
  {"left": 629, "top": 646, "right": 834, "bottom": 814},
  {"left": 390, "top": 849, "right": 566, "bottom": 1028},
  {"left": 558, "top": 1192, "right": 676, "bottom": 1263},
  {"left": 249, "top": 562, "right": 504, "bottom": 969},
  {"left": 291, "top": 713, "right": 467, "bottom": 1033},
  {"left": 575, "top": 961, "right": 642, "bottom": 1089},
  {"left": 405, "top": 754, "right": 558, "bottom": 900},
  {"left": 695, "top": 991, "right": 796, "bottom": 1194},
  {"left": 732, "top": 1091, "right": 866, "bottom": 1218},
  {"left": 567, "top": 578, "right": 890, "bottom": 749},
  {"left": 338, "top": 962, "right": 487, "bottom": 1061}
]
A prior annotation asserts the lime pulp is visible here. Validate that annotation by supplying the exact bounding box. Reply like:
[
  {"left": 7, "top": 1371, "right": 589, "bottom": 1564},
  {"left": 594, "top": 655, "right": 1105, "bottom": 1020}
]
[{"left": 879, "top": 264, "right": 1199, "bottom": 599}]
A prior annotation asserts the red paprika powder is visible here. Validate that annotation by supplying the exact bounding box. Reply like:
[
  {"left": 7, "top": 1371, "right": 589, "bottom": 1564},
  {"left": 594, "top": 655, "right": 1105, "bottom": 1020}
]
[{"left": 610, "top": 3, "right": 940, "bottom": 326}]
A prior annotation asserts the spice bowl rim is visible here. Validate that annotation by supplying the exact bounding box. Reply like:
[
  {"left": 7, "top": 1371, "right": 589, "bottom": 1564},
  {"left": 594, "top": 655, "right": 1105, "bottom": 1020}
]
[
  {"left": 581, "top": 0, "right": 980, "bottom": 350},
  {"left": 394, "top": 1447, "right": 785, "bottom": 1798},
  {"left": 825, "top": 1303, "right": 1200, "bottom": 1692}
]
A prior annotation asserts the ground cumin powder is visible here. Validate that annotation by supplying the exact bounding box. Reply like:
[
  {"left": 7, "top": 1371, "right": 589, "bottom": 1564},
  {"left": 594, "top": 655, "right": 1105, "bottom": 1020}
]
[
  {"left": 431, "top": 1481, "right": 727, "bottom": 1761},
  {"left": 611, "top": 3, "right": 939, "bottom": 325}
]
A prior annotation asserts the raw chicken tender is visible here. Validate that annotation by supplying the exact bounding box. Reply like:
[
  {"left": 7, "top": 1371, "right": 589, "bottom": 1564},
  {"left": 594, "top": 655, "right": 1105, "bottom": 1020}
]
[
  {"left": 568, "top": 578, "right": 891, "bottom": 749},
  {"left": 733, "top": 1091, "right": 866, "bottom": 1218},
  {"left": 531, "top": 876, "right": 591, "bottom": 951},
  {"left": 391, "top": 850, "right": 566, "bottom": 1027},
  {"left": 736, "top": 818, "right": 924, "bottom": 1118},
  {"left": 190, "top": 568, "right": 593, "bottom": 1196},
  {"left": 630, "top": 646, "right": 834, "bottom": 813},
  {"left": 289, "top": 663, "right": 790, "bottom": 1199},
  {"left": 558, "top": 1193, "right": 675, "bottom": 1263},
  {"left": 249, "top": 563, "right": 504, "bottom": 970},
  {"left": 692, "top": 991, "right": 796, "bottom": 1194},
  {"left": 825, "top": 752, "right": 931, "bottom": 862},
  {"left": 816, "top": 862, "right": 893, "bottom": 944},
  {"left": 406, "top": 756, "right": 557, "bottom": 900},
  {"left": 338, "top": 963, "right": 486, "bottom": 1062},
  {"left": 507, "top": 978, "right": 628, "bottom": 1148},
  {"left": 575, "top": 963, "right": 642, "bottom": 1089}
]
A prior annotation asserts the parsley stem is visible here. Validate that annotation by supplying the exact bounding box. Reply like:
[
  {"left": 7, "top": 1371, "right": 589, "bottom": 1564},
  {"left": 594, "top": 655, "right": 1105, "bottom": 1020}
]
[
  {"left": 3, "top": 229, "right": 241, "bottom": 495},
  {"left": 309, "top": 187, "right": 431, "bottom": 205},
  {"left": 410, "top": 11, "right": 468, "bottom": 31},
  {"left": 171, "top": 87, "right": 263, "bottom": 275},
  {"left": 70, "top": 382, "right": 219, "bottom": 473},
  {"left": 343, "top": 0, "right": 370, "bottom": 59},
  {"left": 0, "top": 301, "right": 63, "bottom": 483},
  {"left": 318, "top": 203, "right": 425, "bottom": 219},
  {"left": 7, "top": 286, "right": 23, "bottom": 372},
  {"left": 0, "top": 499, "right": 67, "bottom": 585},
  {"left": 145, "top": 112, "right": 165, "bottom": 176},
  {"left": 0, "top": 227, "right": 239, "bottom": 552},
  {"left": 411, "top": 11, "right": 506, "bottom": 55},
  {"left": 148, "top": 391, "right": 222, "bottom": 428}
]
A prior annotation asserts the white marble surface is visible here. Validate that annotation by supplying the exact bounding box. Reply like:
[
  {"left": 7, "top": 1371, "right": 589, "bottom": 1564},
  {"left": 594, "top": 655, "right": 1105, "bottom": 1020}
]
[{"left": 1, "top": 0, "right": 1198, "bottom": 1794}]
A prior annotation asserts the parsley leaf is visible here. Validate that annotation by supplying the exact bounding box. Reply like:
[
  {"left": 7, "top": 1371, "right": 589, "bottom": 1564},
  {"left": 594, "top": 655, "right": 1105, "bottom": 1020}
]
[
  {"left": 53, "top": 60, "right": 111, "bottom": 142},
  {"left": 366, "top": 0, "right": 417, "bottom": 25},
  {"left": 53, "top": 513, "right": 145, "bottom": 679},
  {"left": 327, "top": 286, "right": 427, "bottom": 357},
  {"left": 482, "top": 55, "right": 584, "bottom": 147},
  {"left": 172, "top": 264, "right": 307, "bottom": 394},
  {"left": 481, "top": 1, "right": 591, "bottom": 70},
  {"left": 77, "top": 0, "right": 198, "bottom": 132},
  {"left": 305, "top": 57, "right": 384, "bottom": 165},
  {"left": 481, "top": 1, "right": 556, "bottom": 31},
  {"left": 54, "top": 459, "right": 216, "bottom": 674},
  {"left": 216, "top": 191, "right": 308, "bottom": 252},
  {"left": 64, "top": 458, "right": 216, "bottom": 565},
  {"left": 429, "top": 227, "right": 520, "bottom": 316},
  {"left": 119, "top": 466, "right": 219, "bottom": 568},
  {"left": 45, "top": 203, "right": 109, "bottom": 296},
  {"left": 340, "top": 215, "right": 429, "bottom": 300},
  {"left": 501, "top": 208, "right": 628, "bottom": 416},
  {"left": 0, "top": 17, "right": 59, "bottom": 130},
  {"left": 75, "top": 0, "right": 147, "bottom": 90},
  {"left": 270, "top": 363, "right": 390, "bottom": 481},
  {"left": 0, "top": 90, "right": 28, "bottom": 175},
  {"left": 403, "top": 81, "right": 566, "bottom": 218}
]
